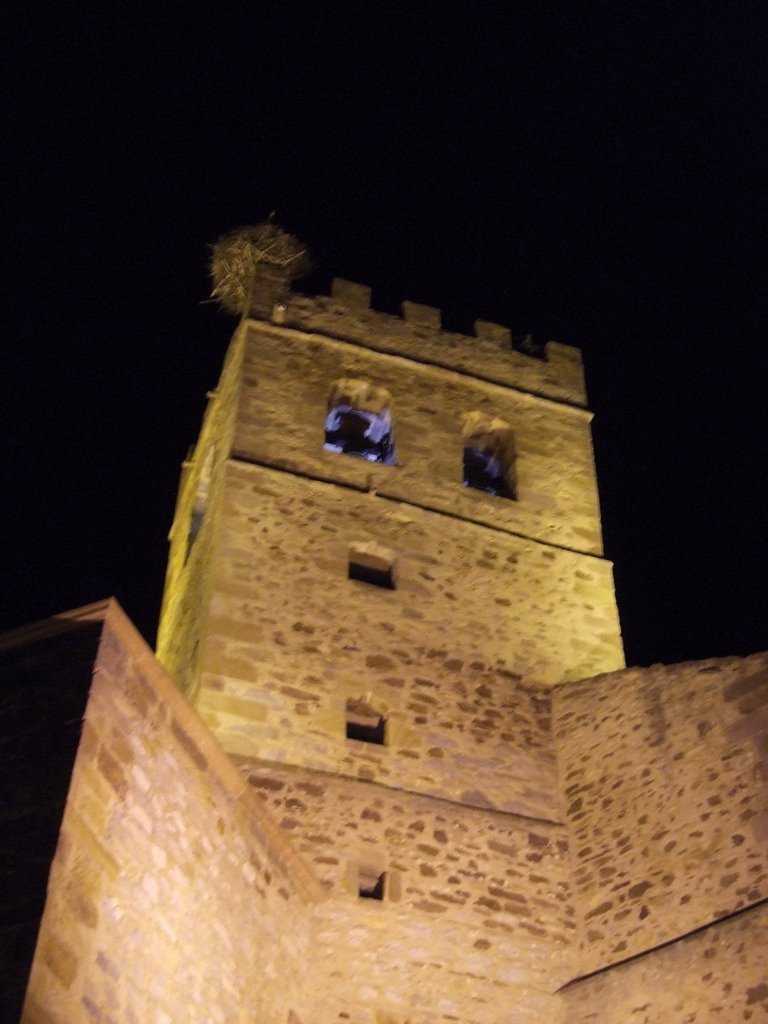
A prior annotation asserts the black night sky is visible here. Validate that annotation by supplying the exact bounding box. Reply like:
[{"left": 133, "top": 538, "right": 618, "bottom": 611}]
[{"left": 3, "top": 5, "right": 767, "bottom": 669}]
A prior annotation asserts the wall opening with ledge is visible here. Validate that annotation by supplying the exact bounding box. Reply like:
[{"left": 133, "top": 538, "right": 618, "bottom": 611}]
[
  {"left": 346, "top": 697, "right": 387, "bottom": 745},
  {"left": 348, "top": 540, "right": 397, "bottom": 590},
  {"left": 461, "top": 411, "right": 516, "bottom": 499},
  {"left": 358, "top": 867, "right": 386, "bottom": 900},
  {"left": 324, "top": 378, "right": 396, "bottom": 465}
]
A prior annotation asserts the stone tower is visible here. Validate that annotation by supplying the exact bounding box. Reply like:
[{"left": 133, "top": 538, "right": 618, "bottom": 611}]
[
  {"left": 14, "top": 245, "right": 767, "bottom": 1024},
  {"left": 157, "top": 275, "right": 625, "bottom": 738},
  {"left": 155, "top": 261, "right": 625, "bottom": 1020}
]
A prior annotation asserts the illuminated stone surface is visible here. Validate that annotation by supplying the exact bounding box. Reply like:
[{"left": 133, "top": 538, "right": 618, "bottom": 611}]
[{"left": 14, "top": 275, "right": 768, "bottom": 1022}]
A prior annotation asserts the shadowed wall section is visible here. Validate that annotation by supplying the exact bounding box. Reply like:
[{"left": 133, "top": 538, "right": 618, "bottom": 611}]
[{"left": 0, "top": 611, "right": 105, "bottom": 1024}]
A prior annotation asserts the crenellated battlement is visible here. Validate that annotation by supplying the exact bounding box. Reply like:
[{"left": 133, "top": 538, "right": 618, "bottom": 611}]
[{"left": 268, "top": 277, "right": 587, "bottom": 408}]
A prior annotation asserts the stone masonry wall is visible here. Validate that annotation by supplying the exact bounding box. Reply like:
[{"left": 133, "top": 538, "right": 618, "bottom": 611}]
[
  {"left": 197, "top": 460, "right": 622, "bottom": 816},
  {"left": 562, "top": 901, "right": 768, "bottom": 1023},
  {"left": 554, "top": 653, "right": 768, "bottom": 976},
  {"left": 234, "top": 322, "right": 606, "bottom": 555},
  {"left": 243, "top": 759, "right": 574, "bottom": 1023},
  {"left": 311, "top": 897, "right": 566, "bottom": 1024},
  {"left": 157, "top": 321, "right": 249, "bottom": 701},
  {"left": 23, "top": 600, "right": 323, "bottom": 1024}
]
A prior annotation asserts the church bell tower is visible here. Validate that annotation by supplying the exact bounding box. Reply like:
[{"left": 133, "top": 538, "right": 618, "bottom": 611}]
[{"left": 156, "top": 225, "right": 625, "bottom": 1021}]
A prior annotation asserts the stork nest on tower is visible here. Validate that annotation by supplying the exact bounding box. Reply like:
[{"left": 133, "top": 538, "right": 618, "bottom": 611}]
[{"left": 209, "top": 222, "right": 312, "bottom": 315}]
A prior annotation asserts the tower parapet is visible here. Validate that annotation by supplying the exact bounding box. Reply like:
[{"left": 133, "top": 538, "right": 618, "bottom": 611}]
[{"left": 273, "top": 277, "right": 587, "bottom": 408}]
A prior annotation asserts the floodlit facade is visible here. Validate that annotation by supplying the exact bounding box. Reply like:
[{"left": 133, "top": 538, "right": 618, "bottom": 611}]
[{"left": 9, "top": 262, "right": 768, "bottom": 1023}]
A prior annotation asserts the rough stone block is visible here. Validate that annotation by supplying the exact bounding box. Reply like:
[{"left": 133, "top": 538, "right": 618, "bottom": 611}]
[
  {"left": 401, "top": 300, "right": 441, "bottom": 329},
  {"left": 474, "top": 320, "right": 511, "bottom": 345},
  {"left": 331, "top": 278, "right": 372, "bottom": 310}
]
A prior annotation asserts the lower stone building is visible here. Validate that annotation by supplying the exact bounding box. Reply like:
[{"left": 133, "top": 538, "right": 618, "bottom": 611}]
[
  {"left": 5, "top": 259, "right": 768, "bottom": 1022},
  {"left": 6, "top": 601, "right": 766, "bottom": 1023}
]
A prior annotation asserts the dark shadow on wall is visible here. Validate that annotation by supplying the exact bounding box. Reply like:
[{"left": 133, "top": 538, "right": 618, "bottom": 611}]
[{"left": 0, "top": 612, "right": 105, "bottom": 1024}]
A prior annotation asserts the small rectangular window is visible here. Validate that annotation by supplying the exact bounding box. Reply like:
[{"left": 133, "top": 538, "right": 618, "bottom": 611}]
[
  {"left": 358, "top": 868, "right": 386, "bottom": 900},
  {"left": 348, "top": 541, "right": 397, "bottom": 589},
  {"left": 346, "top": 715, "right": 387, "bottom": 745},
  {"left": 349, "top": 562, "right": 394, "bottom": 589},
  {"left": 345, "top": 697, "right": 387, "bottom": 745}
]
